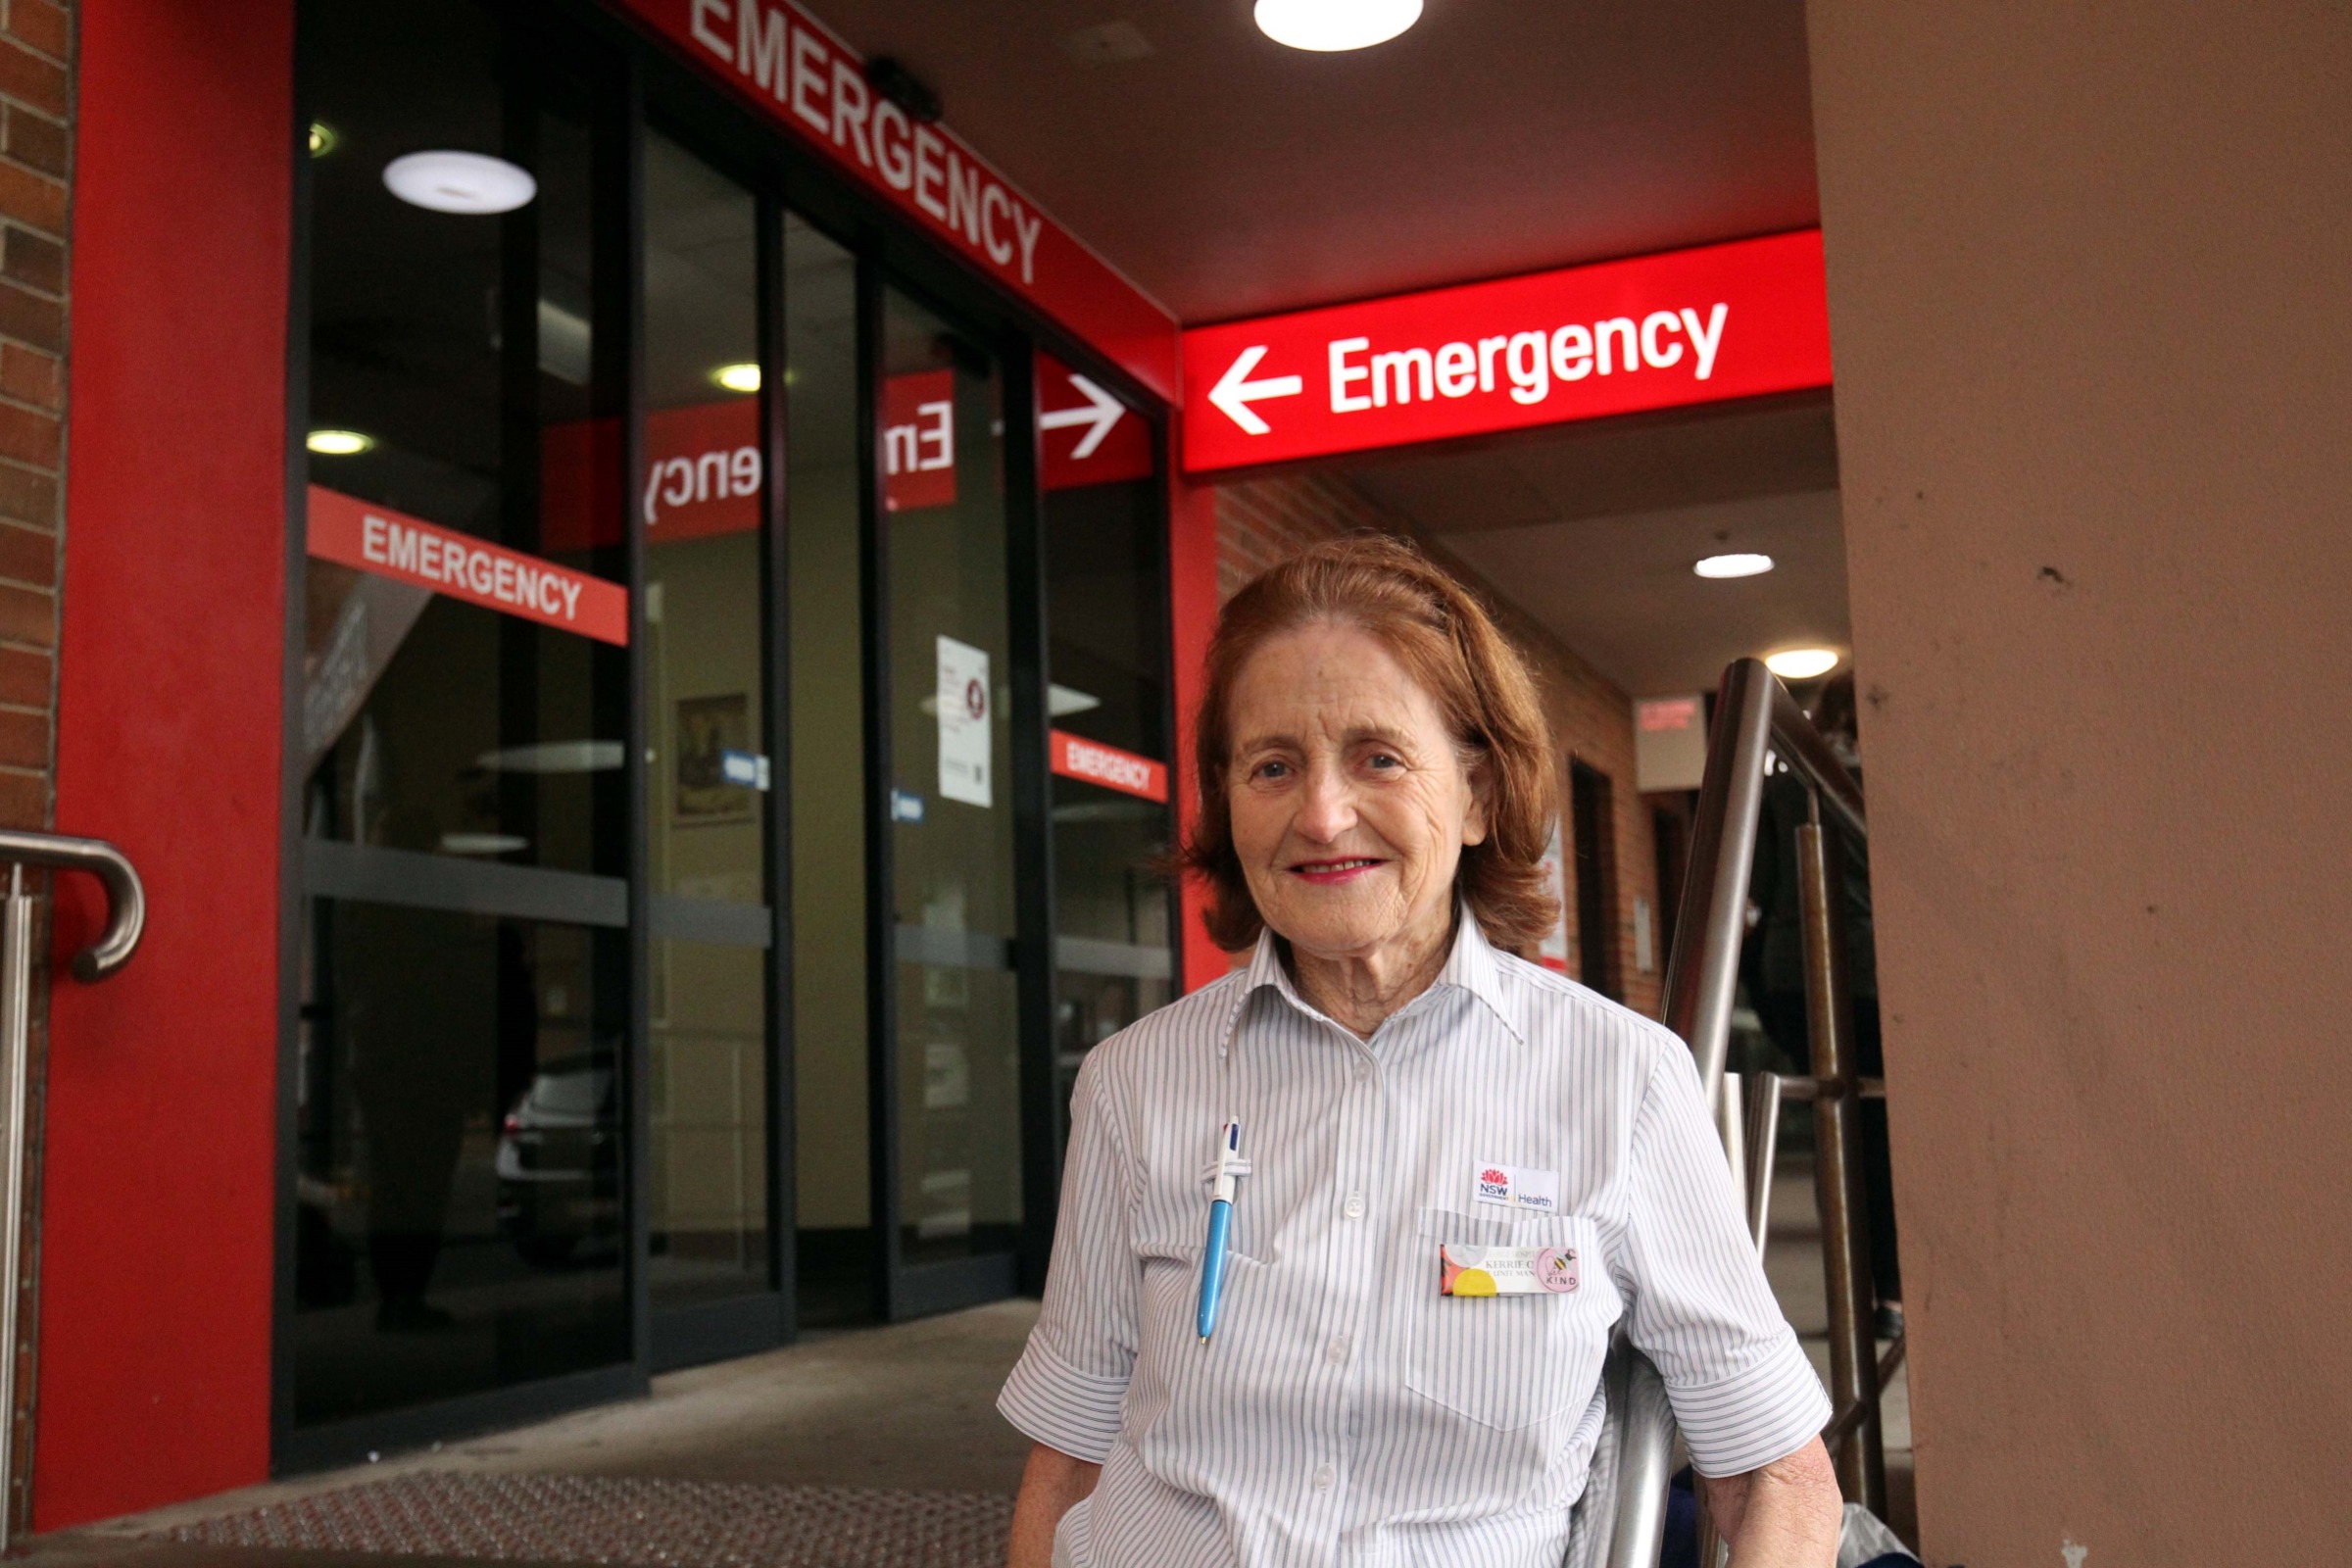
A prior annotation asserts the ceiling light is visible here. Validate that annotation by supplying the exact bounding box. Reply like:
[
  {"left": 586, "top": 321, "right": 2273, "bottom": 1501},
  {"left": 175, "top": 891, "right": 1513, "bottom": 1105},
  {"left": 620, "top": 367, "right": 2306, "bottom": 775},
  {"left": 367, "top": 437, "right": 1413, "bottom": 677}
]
[
  {"left": 308, "top": 121, "right": 338, "bottom": 158},
  {"left": 383, "top": 150, "right": 537, "bottom": 215},
  {"left": 441, "top": 832, "right": 529, "bottom": 856},
  {"left": 1694, "top": 552, "right": 1774, "bottom": 579},
  {"left": 1049, "top": 683, "right": 1102, "bottom": 717},
  {"left": 713, "top": 362, "right": 761, "bottom": 393},
  {"left": 1254, "top": 0, "right": 1422, "bottom": 52},
  {"left": 1764, "top": 648, "right": 1840, "bottom": 680},
  {"left": 307, "top": 429, "right": 374, "bottom": 456}
]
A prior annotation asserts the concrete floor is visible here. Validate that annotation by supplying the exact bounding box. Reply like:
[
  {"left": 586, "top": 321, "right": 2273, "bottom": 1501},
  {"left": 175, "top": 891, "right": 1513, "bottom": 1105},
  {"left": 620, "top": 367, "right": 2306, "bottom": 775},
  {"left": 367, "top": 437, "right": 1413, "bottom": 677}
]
[
  {"left": 75, "top": 1300, "right": 1046, "bottom": 1545},
  {"left": 50, "top": 1146, "right": 1913, "bottom": 1562}
]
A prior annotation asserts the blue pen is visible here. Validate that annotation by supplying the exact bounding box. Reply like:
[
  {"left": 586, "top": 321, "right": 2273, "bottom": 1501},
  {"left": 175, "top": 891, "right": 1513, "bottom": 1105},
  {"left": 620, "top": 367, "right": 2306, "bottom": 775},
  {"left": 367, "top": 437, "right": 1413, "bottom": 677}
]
[{"left": 1198, "top": 1120, "right": 1246, "bottom": 1343}]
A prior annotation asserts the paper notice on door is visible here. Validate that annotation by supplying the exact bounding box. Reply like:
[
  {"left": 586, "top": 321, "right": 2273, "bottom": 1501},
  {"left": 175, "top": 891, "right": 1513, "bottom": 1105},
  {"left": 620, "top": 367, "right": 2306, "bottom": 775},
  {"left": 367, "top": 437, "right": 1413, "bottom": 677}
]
[{"left": 936, "top": 635, "right": 993, "bottom": 808}]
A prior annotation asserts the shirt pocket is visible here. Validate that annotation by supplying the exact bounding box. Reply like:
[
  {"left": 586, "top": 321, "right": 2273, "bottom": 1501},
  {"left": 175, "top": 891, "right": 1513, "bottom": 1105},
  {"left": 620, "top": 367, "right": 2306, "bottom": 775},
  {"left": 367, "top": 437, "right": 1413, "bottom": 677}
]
[{"left": 1403, "top": 1206, "right": 1611, "bottom": 1432}]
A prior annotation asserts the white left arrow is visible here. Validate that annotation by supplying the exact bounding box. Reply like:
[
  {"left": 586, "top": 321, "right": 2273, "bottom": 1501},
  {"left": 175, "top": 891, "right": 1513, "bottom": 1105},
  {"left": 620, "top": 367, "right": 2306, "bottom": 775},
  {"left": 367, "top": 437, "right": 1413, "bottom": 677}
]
[
  {"left": 1207, "top": 345, "right": 1304, "bottom": 435},
  {"left": 1039, "top": 372, "right": 1125, "bottom": 460}
]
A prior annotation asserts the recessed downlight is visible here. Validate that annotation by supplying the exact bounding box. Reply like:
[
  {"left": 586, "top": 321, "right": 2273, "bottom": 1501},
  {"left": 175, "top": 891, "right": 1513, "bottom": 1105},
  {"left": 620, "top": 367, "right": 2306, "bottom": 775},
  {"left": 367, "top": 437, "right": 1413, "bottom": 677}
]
[
  {"left": 1694, "top": 552, "right": 1774, "bottom": 579},
  {"left": 713, "top": 362, "right": 761, "bottom": 394},
  {"left": 383, "top": 150, "right": 537, "bottom": 215},
  {"left": 1253, "top": 0, "right": 1422, "bottom": 52},
  {"left": 307, "top": 428, "right": 374, "bottom": 456},
  {"left": 308, "top": 121, "right": 338, "bottom": 158},
  {"left": 1764, "top": 648, "right": 1840, "bottom": 680}
]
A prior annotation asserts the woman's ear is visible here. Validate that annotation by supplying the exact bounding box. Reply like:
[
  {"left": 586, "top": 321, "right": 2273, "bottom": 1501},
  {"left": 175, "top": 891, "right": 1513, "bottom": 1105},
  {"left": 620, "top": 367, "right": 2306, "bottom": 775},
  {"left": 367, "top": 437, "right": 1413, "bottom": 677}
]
[{"left": 1460, "top": 752, "right": 1491, "bottom": 848}]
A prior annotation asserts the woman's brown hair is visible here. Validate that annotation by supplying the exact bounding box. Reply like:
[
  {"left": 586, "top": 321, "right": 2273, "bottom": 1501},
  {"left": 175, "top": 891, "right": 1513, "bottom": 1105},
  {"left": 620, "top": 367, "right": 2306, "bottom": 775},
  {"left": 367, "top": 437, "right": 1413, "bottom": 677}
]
[{"left": 1179, "top": 533, "right": 1560, "bottom": 955}]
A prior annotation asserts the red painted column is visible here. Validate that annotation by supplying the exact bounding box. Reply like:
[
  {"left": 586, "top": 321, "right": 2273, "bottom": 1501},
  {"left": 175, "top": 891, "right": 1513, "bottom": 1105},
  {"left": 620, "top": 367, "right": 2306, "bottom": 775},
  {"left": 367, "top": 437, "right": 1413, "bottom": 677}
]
[
  {"left": 39, "top": 0, "right": 290, "bottom": 1526},
  {"left": 1166, "top": 460, "right": 1226, "bottom": 994}
]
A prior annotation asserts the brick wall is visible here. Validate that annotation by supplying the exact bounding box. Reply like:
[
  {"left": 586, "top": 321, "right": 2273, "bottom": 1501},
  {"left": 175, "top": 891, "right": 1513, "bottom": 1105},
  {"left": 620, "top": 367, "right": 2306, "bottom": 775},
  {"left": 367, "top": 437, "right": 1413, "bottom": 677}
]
[
  {"left": 0, "top": 0, "right": 65, "bottom": 833},
  {"left": 0, "top": 0, "right": 64, "bottom": 1536},
  {"left": 1210, "top": 469, "right": 1663, "bottom": 1018}
]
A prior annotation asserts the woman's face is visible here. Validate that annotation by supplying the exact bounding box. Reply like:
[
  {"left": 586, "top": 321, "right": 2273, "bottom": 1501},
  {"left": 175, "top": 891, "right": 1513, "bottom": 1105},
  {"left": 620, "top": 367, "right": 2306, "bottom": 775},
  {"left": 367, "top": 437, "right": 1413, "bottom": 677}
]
[{"left": 1226, "top": 621, "right": 1486, "bottom": 968}]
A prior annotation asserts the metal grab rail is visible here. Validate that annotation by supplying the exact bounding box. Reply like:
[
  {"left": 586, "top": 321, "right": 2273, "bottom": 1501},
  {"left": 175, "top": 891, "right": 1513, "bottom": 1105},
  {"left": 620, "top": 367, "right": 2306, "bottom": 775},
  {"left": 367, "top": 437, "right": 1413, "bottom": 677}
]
[
  {"left": 0, "top": 830, "right": 145, "bottom": 1548},
  {"left": 1597, "top": 658, "right": 1891, "bottom": 1568}
]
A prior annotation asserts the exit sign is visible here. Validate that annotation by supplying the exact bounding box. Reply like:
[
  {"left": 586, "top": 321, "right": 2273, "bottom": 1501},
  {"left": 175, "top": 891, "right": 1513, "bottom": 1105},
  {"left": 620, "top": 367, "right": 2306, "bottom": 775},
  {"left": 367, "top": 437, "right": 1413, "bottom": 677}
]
[{"left": 1180, "top": 230, "right": 1832, "bottom": 472}]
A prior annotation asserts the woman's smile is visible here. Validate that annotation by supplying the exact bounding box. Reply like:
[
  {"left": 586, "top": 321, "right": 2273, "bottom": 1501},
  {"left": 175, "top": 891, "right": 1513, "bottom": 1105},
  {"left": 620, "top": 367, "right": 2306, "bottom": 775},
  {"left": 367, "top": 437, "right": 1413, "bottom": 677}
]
[{"left": 1289, "top": 856, "right": 1387, "bottom": 884}]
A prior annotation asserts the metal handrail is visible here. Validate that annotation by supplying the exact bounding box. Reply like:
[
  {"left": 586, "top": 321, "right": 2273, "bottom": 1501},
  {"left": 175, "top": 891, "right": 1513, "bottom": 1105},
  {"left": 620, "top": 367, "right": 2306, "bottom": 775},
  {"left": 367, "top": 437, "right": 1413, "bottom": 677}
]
[
  {"left": 1597, "top": 658, "right": 1888, "bottom": 1568},
  {"left": 0, "top": 830, "right": 144, "bottom": 1547}
]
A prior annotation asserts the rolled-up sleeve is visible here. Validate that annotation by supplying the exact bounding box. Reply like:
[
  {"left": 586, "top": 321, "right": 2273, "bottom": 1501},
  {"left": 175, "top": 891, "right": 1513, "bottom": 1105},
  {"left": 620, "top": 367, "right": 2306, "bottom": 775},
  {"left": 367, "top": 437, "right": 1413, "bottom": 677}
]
[
  {"left": 997, "top": 1049, "right": 1139, "bottom": 1463},
  {"left": 1619, "top": 1037, "right": 1832, "bottom": 1477}
]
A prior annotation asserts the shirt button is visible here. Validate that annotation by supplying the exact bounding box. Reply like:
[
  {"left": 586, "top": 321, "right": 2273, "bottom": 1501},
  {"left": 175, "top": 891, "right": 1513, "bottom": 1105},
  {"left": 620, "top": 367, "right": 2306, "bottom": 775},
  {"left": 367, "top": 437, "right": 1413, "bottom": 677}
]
[
  {"left": 1343, "top": 1192, "right": 1365, "bottom": 1220},
  {"left": 1353, "top": 1059, "right": 1371, "bottom": 1081},
  {"left": 1311, "top": 1463, "right": 1336, "bottom": 1492},
  {"left": 1327, "top": 1333, "right": 1350, "bottom": 1364}
]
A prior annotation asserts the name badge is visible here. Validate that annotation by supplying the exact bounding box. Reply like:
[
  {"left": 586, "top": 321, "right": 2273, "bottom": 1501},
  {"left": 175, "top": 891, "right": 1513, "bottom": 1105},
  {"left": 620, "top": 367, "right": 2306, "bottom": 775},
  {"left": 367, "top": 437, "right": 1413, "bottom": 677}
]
[
  {"left": 1472, "top": 1160, "right": 1560, "bottom": 1212},
  {"left": 1440, "top": 1242, "right": 1580, "bottom": 1297}
]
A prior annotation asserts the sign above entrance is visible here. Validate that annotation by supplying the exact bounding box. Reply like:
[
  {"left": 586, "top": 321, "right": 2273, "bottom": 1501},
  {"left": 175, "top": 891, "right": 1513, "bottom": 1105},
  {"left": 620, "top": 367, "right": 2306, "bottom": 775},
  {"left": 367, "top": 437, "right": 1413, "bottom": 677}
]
[
  {"left": 617, "top": 0, "right": 1180, "bottom": 404},
  {"left": 1179, "top": 230, "right": 1833, "bottom": 473},
  {"left": 1039, "top": 351, "right": 1153, "bottom": 490},
  {"left": 308, "top": 486, "right": 631, "bottom": 646}
]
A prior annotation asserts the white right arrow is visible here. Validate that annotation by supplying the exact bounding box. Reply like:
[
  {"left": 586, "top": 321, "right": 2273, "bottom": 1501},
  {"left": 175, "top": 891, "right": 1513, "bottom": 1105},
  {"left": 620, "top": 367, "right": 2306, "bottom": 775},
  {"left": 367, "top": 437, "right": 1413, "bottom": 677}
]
[
  {"left": 1038, "top": 372, "right": 1125, "bottom": 459},
  {"left": 1206, "top": 345, "right": 1303, "bottom": 435}
]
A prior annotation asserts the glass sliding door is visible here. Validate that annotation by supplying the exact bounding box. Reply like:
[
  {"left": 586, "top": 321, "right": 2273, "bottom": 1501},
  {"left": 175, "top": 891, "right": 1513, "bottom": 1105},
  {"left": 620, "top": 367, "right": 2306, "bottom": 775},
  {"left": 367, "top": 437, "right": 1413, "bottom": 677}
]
[
  {"left": 873, "top": 286, "right": 1025, "bottom": 1316},
  {"left": 782, "top": 214, "right": 875, "bottom": 1327},
  {"left": 1035, "top": 353, "right": 1176, "bottom": 1175},
  {"left": 639, "top": 131, "right": 781, "bottom": 1358},
  {"left": 291, "top": 0, "right": 631, "bottom": 1446}
]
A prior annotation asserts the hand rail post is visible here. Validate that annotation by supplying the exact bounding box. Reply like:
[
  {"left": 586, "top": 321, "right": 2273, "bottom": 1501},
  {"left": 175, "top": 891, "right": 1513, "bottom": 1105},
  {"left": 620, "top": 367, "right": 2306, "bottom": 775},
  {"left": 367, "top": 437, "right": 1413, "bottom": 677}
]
[
  {"left": 1797, "top": 813, "right": 1885, "bottom": 1511},
  {"left": 1662, "top": 660, "right": 1777, "bottom": 1106},
  {"left": 0, "top": 830, "right": 145, "bottom": 1548},
  {"left": 0, "top": 865, "right": 28, "bottom": 1549},
  {"left": 1743, "top": 1070, "right": 1784, "bottom": 1255}
]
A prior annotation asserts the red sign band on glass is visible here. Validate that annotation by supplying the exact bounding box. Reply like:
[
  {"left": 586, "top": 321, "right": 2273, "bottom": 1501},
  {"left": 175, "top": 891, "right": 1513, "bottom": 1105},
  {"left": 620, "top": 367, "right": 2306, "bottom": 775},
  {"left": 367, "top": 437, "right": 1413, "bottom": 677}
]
[
  {"left": 1181, "top": 229, "right": 1833, "bottom": 473},
  {"left": 1039, "top": 350, "right": 1153, "bottom": 491},
  {"left": 1051, "top": 729, "right": 1168, "bottom": 804},
  {"left": 615, "top": 0, "right": 1179, "bottom": 403},
  {"left": 307, "top": 485, "right": 631, "bottom": 646},
  {"left": 882, "top": 368, "right": 956, "bottom": 512}
]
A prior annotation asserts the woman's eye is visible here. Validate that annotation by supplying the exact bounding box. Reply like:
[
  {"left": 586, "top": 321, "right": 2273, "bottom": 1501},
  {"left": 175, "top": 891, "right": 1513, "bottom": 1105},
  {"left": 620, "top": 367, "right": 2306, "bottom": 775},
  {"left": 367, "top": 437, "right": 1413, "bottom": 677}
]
[
  {"left": 1251, "top": 760, "right": 1290, "bottom": 782},
  {"left": 1367, "top": 753, "right": 1399, "bottom": 770}
]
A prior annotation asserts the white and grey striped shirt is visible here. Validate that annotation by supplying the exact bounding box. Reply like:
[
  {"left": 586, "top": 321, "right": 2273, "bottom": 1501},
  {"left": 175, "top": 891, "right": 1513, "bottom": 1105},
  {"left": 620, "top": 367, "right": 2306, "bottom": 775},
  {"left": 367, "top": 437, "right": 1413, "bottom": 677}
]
[{"left": 1000, "top": 914, "right": 1829, "bottom": 1568}]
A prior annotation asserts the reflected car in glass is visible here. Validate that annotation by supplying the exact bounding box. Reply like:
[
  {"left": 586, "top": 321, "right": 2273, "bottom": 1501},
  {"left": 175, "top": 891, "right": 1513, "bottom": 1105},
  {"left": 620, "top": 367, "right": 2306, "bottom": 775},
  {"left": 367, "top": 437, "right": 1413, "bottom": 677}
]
[{"left": 495, "top": 1050, "right": 622, "bottom": 1267}]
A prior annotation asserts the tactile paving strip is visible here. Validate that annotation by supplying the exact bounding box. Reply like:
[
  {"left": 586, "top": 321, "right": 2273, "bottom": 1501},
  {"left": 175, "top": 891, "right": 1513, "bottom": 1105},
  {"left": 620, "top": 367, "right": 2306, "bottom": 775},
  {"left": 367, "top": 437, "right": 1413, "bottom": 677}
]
[{"left": 165, "top": 1472, "right": 1016, "bottom": 1568}]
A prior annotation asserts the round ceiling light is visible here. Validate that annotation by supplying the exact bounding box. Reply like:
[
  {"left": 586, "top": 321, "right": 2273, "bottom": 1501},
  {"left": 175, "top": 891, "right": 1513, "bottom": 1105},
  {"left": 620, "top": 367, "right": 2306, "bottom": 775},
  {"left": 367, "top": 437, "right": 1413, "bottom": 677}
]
[
  {"left": 1764, "top": 647, "right": 1840, "bottom": 680},
  {"left": 307, "top": 428, "right": 374, "bottom": 456},
  {"left": 1253, "top": 0, "right": 1422, "bottom": 52},
  {"left": 383, "top": 150, "right": 537, "bottom": 215},
  {"left": 713, "top": 362, "right": 761, "bottom": 393},
  {"left": 1694, "top": 552, "right": 1774, "bottom": 579},
  {"left": 308, "top": 121, "right": 338, "bottom": 158}
]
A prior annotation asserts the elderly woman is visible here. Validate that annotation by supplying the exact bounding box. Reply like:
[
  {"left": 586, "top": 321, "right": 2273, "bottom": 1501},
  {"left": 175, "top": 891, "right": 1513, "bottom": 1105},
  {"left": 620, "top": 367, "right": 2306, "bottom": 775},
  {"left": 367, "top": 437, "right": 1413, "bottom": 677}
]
[{"left": 1000, "top": 537, "right": 1840, "bottom": 1567}]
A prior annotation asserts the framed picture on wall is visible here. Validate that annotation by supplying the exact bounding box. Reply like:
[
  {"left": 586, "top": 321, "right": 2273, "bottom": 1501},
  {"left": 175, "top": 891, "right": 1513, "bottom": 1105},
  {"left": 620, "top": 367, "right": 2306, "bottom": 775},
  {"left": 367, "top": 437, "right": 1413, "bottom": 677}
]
[{"left": 674, "top": 692, "right": 754, "bottom": 825}]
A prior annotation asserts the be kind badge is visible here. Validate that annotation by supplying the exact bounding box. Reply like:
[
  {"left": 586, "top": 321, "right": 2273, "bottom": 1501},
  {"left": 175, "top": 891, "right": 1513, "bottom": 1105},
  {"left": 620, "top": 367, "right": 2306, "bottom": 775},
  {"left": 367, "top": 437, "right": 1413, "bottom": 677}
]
[{"left": 1440, "top": 1242, "right": 1579, "bottom": 1297}]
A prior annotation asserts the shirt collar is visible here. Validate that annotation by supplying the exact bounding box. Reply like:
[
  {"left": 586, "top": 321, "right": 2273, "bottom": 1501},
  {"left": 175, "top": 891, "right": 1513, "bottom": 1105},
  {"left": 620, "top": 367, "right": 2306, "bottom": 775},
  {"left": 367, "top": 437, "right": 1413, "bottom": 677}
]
[{"left": 1217, "top": 904, "right": 1524, "bottom": 1055}]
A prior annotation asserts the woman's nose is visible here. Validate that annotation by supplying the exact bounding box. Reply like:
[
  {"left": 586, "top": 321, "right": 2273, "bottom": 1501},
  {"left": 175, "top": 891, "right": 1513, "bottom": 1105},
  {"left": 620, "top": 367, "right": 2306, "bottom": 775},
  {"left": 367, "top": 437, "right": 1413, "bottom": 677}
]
[{"left": 1293, "top": 766, "right": 1357, "bottom": 842}]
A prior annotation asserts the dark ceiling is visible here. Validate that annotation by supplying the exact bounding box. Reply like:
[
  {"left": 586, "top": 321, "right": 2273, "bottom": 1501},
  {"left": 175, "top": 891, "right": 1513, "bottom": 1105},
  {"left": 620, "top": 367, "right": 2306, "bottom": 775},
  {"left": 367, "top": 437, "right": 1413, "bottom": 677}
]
[{"left": 803, "top": 0, "right": 1822, "bottom": 323}]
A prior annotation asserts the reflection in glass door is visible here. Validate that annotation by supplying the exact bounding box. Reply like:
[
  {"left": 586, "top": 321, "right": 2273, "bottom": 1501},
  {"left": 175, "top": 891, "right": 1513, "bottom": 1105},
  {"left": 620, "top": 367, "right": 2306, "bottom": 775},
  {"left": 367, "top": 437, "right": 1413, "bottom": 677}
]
[
  {"left": 875, "top": 287, "right": 1025, "bottom": 1314},
  {"left": 640, "top": 132, "right": 779, "bottom": 1355},
  {"left": 290, "top": 0, "right": 630, "bottom": 1446}
]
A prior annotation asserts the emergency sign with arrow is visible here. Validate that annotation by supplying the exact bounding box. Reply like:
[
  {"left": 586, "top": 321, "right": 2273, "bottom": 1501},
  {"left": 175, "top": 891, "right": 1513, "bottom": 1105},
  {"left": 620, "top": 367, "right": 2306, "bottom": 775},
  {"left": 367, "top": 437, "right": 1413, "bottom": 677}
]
[
  {"left": 1180, "top": 229, "right": 1833, "bottom": 473},
  {"left": 1040, "top": 351, "right": 1154, "bottom": 489}
]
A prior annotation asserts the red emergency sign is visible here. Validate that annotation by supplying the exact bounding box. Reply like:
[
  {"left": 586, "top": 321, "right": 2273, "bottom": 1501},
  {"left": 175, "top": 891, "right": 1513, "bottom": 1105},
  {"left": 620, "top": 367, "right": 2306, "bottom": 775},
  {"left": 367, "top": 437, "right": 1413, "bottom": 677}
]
[
  {"left": 1050, "top": 729, "right": 1167, "bottom": 804},
  {"left": 882, "top": 369, "right": 956, "bottom": 512},
  {"left": 616, "top": 0, "right": 1179, "bottom": 403},
  {"left": 1039, "top": 351, "right": 1153, "bottom": 490},
  {"left": 1180, "top": 230, "right": 1833, "bottom": 473},
  {"left": 308, "top": 485, "right": 631, "bottom": 646}
]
